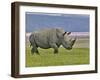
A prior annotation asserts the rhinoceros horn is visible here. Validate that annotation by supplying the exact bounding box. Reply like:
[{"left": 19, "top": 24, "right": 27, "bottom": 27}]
[
  {"left": 63, "top": 32, "right": 67, "bottom": 36},
  {"left": 63, "top": 32, "right": 71, "bottom": 36},
  {"left": 67, "top": 32, "right": 71, "bottom": 35}
]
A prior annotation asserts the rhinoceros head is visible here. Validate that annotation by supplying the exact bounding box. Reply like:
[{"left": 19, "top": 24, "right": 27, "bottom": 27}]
[
  {"left": 61, "top": 32, "right": 76, "bottom": 50},
  {"left": 56, "top": 28, "right": 76, "bottom": 50}
]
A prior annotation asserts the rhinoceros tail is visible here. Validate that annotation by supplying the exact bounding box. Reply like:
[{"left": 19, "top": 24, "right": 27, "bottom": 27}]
[{"left": 29, "top": 34, "right": 33, "bottom": 47}]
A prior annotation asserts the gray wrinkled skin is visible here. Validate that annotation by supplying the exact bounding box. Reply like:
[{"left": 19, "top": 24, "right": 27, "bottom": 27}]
[{"left": 29, "top": 28, "right": 76, "bottom": 54}]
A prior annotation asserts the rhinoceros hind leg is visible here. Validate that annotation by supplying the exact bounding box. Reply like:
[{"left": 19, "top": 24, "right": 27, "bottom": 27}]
[
  {"left": 31, "top": 48, "right": 35, "bottom": 54},
  {"left": 31, "top": 47, "right": 40, "bottom": 55},
  {"left": 35, "top": 48, "right": 40, "bottom": 55}
]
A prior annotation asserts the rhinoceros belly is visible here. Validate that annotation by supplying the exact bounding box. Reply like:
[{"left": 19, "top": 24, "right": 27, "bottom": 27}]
[
  {"left": 34, "top": 33, "right": 51, "bottom": 49},
  {"left": 36, "top": 40, "right": 50, "bottom": 49}
]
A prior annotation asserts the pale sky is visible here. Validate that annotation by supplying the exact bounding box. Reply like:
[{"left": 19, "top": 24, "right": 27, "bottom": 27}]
[{"left": 26, "top": 12, "right": 89, "bottom": 32}]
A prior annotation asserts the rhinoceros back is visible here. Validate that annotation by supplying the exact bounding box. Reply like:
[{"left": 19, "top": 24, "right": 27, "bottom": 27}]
[{"left": 32, "top": 28, "right": 58, "bottom": 49}]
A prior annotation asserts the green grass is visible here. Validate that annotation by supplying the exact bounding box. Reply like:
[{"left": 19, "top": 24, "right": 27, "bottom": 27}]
[{"left": 26, "top": 47, "right": 89, "bottom": 67}]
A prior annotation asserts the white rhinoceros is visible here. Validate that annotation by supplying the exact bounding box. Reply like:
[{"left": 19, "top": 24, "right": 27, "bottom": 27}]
[{"left": 29, "top": 28, "right": 76, "bottom": 54}]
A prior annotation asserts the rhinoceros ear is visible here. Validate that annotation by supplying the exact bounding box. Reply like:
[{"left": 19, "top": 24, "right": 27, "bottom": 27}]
[
  {"left": 67, "top": 32, "right": 71, "bottom": 35},
  {"left": 63, "top": 32, "right": 67, "bottom": 36}
]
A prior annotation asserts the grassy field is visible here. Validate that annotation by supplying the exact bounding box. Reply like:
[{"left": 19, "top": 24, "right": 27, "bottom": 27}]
[
  {"left": 25, "top": 32, "right": 89, "bottom": 67},
  {"left": 26, "top": 47, "right": 89, "bottom": 67}
]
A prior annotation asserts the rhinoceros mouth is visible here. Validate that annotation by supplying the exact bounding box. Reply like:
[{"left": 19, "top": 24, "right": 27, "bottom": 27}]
[
  {"left": 62, "top": 36, "right": 76, "bottom": 50},
  {"left": 70, "top": 37, "right": 76, "bottom": 47},
  {"left": 66, "top": 37, "right": 76, "bottom": 50}
]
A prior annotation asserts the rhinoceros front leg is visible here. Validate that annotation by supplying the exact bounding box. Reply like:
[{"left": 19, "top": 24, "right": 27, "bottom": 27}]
[{"left": 50, "top": 43, "right": 58, "bottom": 54}]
